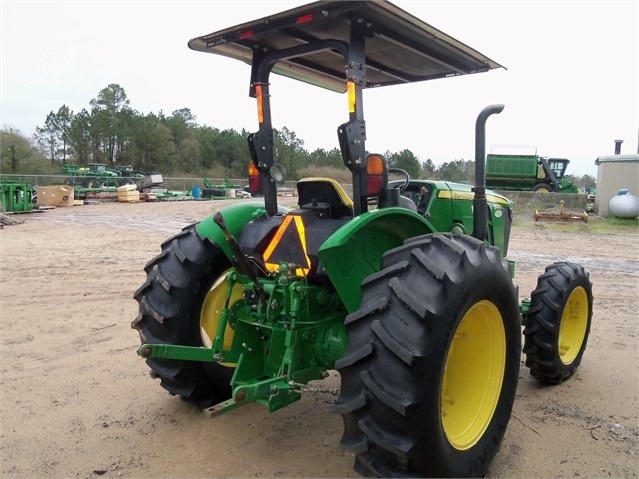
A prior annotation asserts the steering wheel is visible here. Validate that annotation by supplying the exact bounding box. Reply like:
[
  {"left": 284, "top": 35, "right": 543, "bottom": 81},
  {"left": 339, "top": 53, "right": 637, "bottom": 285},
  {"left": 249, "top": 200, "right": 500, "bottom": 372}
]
[{"left": 388, "top": 168, "right": 410, "bottom": 192}]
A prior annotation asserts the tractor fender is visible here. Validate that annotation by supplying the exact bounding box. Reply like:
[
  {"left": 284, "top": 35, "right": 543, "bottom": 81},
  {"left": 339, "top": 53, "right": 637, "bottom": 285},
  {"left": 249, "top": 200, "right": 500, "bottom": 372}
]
[
  {"left": 196, "top": 202, "right": 290, "bottom": 261},
  {"left": 318, "top": 207, "right": 435, "bottom": 313}
]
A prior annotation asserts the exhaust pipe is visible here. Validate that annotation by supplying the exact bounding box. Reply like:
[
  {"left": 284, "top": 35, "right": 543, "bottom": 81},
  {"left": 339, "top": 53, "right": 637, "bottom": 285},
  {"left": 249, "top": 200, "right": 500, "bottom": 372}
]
[
  {"left": 473, "top": 104, "right": 504, "bottom": 241},
  {"left": 614, "top": 139, "right": 623, "bottom": 155}
]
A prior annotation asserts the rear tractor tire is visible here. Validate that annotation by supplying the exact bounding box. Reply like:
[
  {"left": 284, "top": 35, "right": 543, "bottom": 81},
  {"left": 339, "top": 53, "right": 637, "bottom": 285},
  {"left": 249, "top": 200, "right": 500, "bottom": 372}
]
[
  {"left": 523, "top": 262, "right": 593, "bottom": 384},
  {"left": 131, "top": 223, "right": 236, "bottom": 406},
  {"left": 335, "top": 234, "right": 521, "bottom": 477}
]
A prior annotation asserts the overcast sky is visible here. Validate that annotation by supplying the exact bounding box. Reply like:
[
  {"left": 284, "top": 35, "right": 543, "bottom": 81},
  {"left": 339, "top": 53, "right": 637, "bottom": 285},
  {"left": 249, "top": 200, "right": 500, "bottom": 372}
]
[{"left": 1, "top": 1, "right": 638, "bottom": 176}]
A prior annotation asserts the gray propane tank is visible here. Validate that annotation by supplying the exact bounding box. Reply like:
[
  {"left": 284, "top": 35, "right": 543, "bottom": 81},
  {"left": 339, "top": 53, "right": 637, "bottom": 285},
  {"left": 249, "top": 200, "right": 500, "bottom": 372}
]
[{"left": 608, "top": 189, "right": 639, "bottom": 219}]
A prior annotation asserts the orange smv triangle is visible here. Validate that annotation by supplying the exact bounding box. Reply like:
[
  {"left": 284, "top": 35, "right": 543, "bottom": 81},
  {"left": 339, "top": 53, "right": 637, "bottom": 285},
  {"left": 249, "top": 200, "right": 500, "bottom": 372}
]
[{"left": 263, "top": 214, "right": 311, "bottom": 276}]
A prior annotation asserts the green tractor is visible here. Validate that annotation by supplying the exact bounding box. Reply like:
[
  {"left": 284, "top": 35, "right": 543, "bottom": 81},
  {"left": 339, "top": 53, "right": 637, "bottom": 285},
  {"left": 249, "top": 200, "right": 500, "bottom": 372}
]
[
  {"left": 61, "top": 163, "right": 121, "bottom": 188},
  {"left": 132, "top": 2, "right": 593, "bottom": 477}
]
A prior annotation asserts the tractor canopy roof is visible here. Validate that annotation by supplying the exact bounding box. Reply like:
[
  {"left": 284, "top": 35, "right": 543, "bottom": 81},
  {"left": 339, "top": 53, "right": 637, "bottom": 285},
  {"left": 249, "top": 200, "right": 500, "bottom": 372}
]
[{"left": 187, "top": 0, "right": 504, "bottom": 93}]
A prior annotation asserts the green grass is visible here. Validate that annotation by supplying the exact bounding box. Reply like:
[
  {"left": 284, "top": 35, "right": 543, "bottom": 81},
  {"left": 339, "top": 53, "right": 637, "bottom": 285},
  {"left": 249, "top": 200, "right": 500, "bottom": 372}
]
[{"left": 605, "top": 215, "right": 639, "bottom": 227}]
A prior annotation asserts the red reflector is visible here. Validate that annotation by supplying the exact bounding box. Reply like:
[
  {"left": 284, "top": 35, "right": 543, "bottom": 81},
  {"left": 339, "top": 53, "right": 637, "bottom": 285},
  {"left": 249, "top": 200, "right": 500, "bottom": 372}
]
[
  {"left": 239, "top": 30, "right": 253, "bottom": 39},
  {"left": 367, "top": 176, "right": 383, "bottom": 196},
  {"left": 296, "top": 13, "right": 314, "bottom": 24},
  {"left": 249, "top": 176, "right": 260, "bottom": 193}
]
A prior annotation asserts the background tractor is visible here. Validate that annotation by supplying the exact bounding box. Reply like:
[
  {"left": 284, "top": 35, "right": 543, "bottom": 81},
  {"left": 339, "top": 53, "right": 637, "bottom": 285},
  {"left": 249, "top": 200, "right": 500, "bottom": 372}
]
[{"left": 132, "top": 2, "right": 593, "bottom": 477}]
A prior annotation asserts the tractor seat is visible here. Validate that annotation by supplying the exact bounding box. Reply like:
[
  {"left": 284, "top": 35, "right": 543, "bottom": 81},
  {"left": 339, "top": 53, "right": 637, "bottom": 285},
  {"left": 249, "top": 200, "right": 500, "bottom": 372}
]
[{"left": 297, "top": 178, "right": 354, "bottom": 219}]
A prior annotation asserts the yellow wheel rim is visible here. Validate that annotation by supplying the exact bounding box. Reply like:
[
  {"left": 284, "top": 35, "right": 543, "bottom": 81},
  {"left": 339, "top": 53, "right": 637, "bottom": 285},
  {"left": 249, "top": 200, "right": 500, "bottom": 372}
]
[
  {"left": 200, "top": 269, "right": 243, "bottom": 367},
  {"left": 441, "top": 300, "right": 506, "bottom": 450},
  {"left": 558, "top": 286, "right": 589, "bottom": 365}
]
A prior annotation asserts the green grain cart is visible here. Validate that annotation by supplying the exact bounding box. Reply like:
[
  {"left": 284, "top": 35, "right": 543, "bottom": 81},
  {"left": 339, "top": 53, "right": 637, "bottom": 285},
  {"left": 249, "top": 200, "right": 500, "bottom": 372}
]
[
  {"left": 132, "top": 2, "right": 593, "bottom": 477},
  {"left": 486, "top": 153, "right": 579, "bottom": 192}
]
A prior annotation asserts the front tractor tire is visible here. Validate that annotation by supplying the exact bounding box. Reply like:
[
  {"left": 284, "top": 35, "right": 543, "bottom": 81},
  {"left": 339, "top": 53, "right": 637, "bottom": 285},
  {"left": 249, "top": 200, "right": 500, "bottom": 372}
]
[
  {"left": 335, "top": 234, "right": 521, "bottom": 478},
  {"left": 523, "top": 262, "right": 593, "bottom": 384},
  {"left": 131, "top": 223, "right": 235, "bottom": 406}
]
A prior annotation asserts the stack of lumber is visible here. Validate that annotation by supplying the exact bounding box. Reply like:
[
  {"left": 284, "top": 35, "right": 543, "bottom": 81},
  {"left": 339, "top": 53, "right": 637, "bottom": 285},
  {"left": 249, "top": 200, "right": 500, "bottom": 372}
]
[{"left": 117, "top": 184, "right": 140, "bottom": 203}]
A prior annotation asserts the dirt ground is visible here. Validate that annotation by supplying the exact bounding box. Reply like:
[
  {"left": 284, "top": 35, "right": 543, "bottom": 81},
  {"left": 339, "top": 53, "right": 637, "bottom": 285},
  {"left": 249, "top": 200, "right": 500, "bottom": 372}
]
[{"left": 1, "top": 197, "right": 637, "bottom": 478}]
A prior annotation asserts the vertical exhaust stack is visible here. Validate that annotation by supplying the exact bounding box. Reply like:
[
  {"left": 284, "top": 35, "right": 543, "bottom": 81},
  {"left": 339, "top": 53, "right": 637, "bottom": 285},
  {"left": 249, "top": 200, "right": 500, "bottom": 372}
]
[
  {"left": 473, "top": 104, "right": 504, "bottom": 241},
  {"left": 614, "top": 139, "right": 623, "bottom": 155}
]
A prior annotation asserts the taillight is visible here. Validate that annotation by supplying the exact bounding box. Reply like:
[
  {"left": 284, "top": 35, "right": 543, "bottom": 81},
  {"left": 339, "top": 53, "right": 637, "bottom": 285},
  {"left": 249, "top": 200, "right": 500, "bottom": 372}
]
[
  {"left": 365, "top": 154, "right": 387, "bottom": 196},
  {"left": 248, "top": 161, "right": 260, "bottom": 192},
  {"left": 367, "top": 176, "right": 383, "bottom": 195},
  {"left": 295, "top": 13, "right": 313, "bottom": 24}
]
